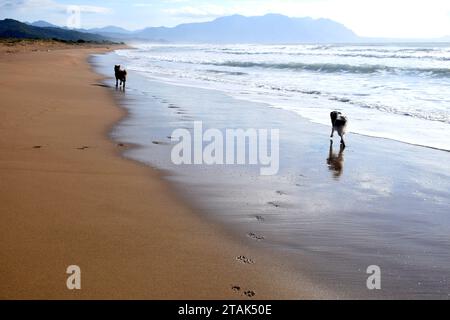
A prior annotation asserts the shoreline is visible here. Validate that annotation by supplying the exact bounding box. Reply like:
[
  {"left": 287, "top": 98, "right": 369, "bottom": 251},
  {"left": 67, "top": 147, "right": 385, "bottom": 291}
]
[
  {"left": 0, "top": 44, "right": 325, "bottom": 299},
  {"left": 95, "top": 50, "right": 450, "bottom": 299},
  {"left": 113, "top": 43, "right": 450, "bottom": 153}
]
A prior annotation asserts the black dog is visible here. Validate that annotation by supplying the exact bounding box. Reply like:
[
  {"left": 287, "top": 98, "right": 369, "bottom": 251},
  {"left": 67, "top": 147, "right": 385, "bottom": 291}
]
[
  {"left": 330, "top": 111, "right": 348, "bottom": 147},
  {"left": 114, "top": 65, "right": 127, "bottom": 88}
]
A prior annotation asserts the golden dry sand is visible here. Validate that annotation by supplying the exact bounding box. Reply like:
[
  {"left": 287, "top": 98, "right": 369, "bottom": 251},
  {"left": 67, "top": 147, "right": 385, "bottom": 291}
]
[{"left": 0, "top": 44, "right": 324, "bottom": 299}]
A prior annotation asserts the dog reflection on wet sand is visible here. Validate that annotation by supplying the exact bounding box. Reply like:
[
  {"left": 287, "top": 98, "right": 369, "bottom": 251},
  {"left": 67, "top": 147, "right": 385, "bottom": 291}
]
[{"left": 327, "top": 140, "right": 345, "bottom": 179}]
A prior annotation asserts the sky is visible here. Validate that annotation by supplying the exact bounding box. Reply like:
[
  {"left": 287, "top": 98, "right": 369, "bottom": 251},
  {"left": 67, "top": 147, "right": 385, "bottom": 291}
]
[{"left": 1, "top": 0, "right": 450, "bottom": 38}]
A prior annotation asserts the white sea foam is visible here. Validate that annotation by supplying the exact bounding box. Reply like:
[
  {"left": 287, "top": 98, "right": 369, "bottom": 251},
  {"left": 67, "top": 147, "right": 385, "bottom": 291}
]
[{"left": 116, "top": 43, "right": 450, "bottom": 151}]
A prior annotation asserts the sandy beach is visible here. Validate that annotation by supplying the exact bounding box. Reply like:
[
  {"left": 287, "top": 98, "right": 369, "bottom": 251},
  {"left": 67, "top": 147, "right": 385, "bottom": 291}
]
[
  {"left": 1, "top": 41, "right": 449, "bottom": 300},
  {"left": 0, "top": 43, "right": 327, "bottom": 299}
]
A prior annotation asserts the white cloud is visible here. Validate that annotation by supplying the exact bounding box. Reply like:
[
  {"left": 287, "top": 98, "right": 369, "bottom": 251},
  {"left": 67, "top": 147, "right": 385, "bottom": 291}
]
[
  {"left": 0, "top": 0, "right": 53, "bottom": 9},
  {"left": 164, "top": 5, "right": 230, "bottom": 18},
  {"left": 132, "top": 3, "right": 154, "bottom": 8},
  {"left": 0, "top": 0, "right": 111, "bottom": 15},
  {"left": 78, "top": 5, "right": 112, "bottom": 14}
]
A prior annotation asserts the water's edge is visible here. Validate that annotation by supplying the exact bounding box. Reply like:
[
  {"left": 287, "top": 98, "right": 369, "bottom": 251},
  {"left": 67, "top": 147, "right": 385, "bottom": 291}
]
[{"left": 90, "top": 50, "right": 450, "bottom": 299}]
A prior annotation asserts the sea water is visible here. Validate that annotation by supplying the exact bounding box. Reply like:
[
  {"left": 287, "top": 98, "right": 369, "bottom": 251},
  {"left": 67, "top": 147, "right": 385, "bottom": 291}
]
[{"left": 116, "top": 43, "right": 450, "bottom": 151}]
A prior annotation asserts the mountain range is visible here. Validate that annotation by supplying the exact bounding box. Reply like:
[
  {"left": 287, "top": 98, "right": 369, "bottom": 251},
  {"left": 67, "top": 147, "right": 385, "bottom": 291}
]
[
  {"left": 3, "top": 14, "right": 450, "bottom": 44},
  {"left": 6, "top": 14, "right": 359, "bottom": 43},
  {"left": 132, "top": 14, "right": 358, "bottom": 43},
  {"left": 0, "top": 19, "right": 108, "bottom": 42}
]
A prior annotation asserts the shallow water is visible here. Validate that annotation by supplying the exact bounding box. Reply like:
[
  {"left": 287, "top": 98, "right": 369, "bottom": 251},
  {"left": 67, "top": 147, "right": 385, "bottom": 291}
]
[
  {"left": 92, "top": 51, "right": 450, "bottom": 299},
  {"left": 115, "top": 43, "right": 450, "bottom": 151}
]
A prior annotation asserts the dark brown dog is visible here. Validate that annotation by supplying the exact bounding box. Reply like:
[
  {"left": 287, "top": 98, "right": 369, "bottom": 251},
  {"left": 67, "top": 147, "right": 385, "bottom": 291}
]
[{"left": 114, "top": 65, "right": 127, "bottom": 88}]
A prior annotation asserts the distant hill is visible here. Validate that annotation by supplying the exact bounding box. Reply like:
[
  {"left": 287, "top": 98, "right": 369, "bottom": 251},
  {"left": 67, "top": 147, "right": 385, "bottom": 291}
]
[
  {"left": 87, "top": 26, "right": 131, "bottom": 35},
  {"left": 29, "top": 20, "right": 59, "bottom": 28},
  {"left": 0, "top": 19, "right": 109, "bottom": 42},
  {"left": 134, "top": 14, "right": 359, "bottom": 43},
  {"left": 80, "top": 26, "right": 134, "bottom": 41},
  {"left": 22, "top": 21, "right": 133, "bottom": 39},
  {"left": 24, "top": 21, "right": 131, "bottom": 36}
]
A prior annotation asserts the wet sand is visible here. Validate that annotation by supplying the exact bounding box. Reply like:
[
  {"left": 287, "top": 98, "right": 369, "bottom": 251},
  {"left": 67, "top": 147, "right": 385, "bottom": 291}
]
[
  {"left": 95, "top": 50, "right": 450, "bottom": 299},
  {"left": 0, "top": 45, "right": 328, "bottom": 299}
]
